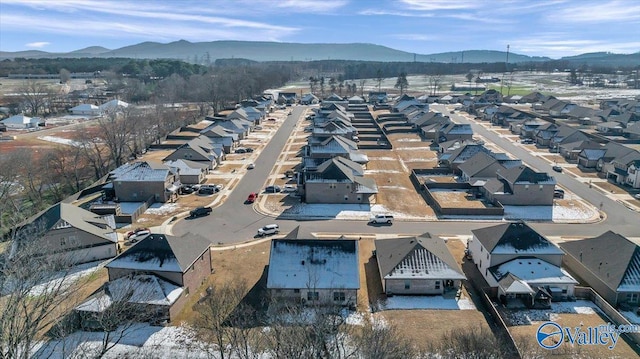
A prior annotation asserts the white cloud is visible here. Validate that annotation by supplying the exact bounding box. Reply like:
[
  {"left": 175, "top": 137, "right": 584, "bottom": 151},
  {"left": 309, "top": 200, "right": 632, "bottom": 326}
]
[
  {"left": 390, "top": 33, "right": 439, "bottom": 41},
  {"left": 550, "top": 0, "right": 640, "bottom": 23},
  {"left": 398, "top": 0, "right": 480, "bottom": 11},
  {"left": 25, "top": 41, "right": 50, "bottom": 48},
  {"left": 358, "top": 9, "right": 434, "bottom": 17},
  {"left": 509, "top": 34, "right": 640, "bottom": 57},
  {"left": 247, "top": 0, "right": 348, "bottom": 13}
]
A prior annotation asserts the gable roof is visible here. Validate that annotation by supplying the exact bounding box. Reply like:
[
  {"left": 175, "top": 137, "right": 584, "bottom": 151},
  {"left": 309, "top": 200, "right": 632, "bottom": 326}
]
[
  {"left": 489, "top": 257, "right": 578, "bottom": 285},
  {"left": 106, "top": 233, "right": 210, "bottom": 274},
  {"left": 109, "top": 161, "right": 173, "bottom": 182},
  {"left": 375, "top": 235, "right": 465, "bottom": 280},
  {"left": 458, "top": 152, "right": 504, "bottom": 178},
  {"left": 560, "top": 231, "right": 640, "bottom": 292},
  {"left": 21, "top": 202, "right": 116, "bottom": 243},
  {"left": 497, "top": 165, "right": 555, "bottom": 185},
  {"left": 267, "top": 239, "right": 359, "bottom": 290},
  {"left": 471, "top": 222, "right": 563, "bottom": 255}
]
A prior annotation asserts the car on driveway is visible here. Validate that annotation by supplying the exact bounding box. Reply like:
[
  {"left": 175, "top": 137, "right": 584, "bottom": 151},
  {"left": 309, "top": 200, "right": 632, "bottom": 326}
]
[
  {"left": 198, "top": 186, "right": 219, "bottom": 195},
  {"left": 245, "top": 147, "right": 254, "bottom": 153},
  {"left": 234, "top": 147, "right": 247, "bottom": 154},
  {"left": 634, "top": 194, "right": 640, "bottom": 200},
  {"left": 179, "top": 185, "right": 195, "bottom": 194},
  {"left": 248, "top": 163, "right": 255, "bottom": 169},
  {"left": 265, "top": 185, "right": 281, "bottom": 193},
  {"left": 246, "top": 192, "right": 258, "bottom": 203},
  {"left": 127, "top": 227, "right": 150, "bottom": 239},
  {"left": 554, "top": 189, "right": 565, "bottom": 199},
  {"left": 552, "top": 165, "right": 563, "bottom": 173},
  {"left": 257, "top": 224, "right": 279, "bottom": 237},
  {"left": 282, "top": 185, "right": 297, "bottom": 193},
  {"left": 190, "top": 206, "right": 212, "bottom": 218},
  {"left": 128, "top": 229, "right": 151, "bottom": 243}
]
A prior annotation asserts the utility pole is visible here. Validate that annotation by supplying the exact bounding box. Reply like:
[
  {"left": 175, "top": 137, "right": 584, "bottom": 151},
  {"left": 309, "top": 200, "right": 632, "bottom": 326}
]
[{"left": 500, "top": 44, "right": 510, "bottom": 95}]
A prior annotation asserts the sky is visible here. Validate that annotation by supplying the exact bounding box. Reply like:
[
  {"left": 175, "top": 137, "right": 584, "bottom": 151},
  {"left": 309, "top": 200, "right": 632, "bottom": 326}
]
[{"left": 1, "top": 0, "right": 639, "bottom": 58}]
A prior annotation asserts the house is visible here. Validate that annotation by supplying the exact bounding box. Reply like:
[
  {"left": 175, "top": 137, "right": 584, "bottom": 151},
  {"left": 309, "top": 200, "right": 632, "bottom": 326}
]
[
  {"left": 374, "top": 234, "right": 465, "bottom": 296},
  {"left": 164, "top": 159, "right": 208, "bottom": 185},
  {"left": 99, "top": 99, "right": 129, "bottom": 113},
  {"left": 0, "top": 114, "right": 41, "bottom": 129},
  {"left": 624, "top": 121, "right": 640, "bottom": 139},
  {"left": 458, "top": 152, "right": 506, "bottom": 183},
  {"left": 482, "top": 165, "right": 556, "bottom": 206},
  {"left": 163, "top": 137, "right": 222, "bottom": 169},
  {"left": 548, "top": 126, "right": 589, "bottom": 151},
  {"left": 300, "top": 93, "right": 319, "bottom": 105},
  {"left": 438, "top": 143, "right": 514, "bottom": 172},
  {"left": 205, "top": 117, "right": 251, "bottom": 139},
  {"left": 306, "top": 135, "right": 368, "bottom": 164},
  {"left": 278, "top": 92, "right": 297, "bottom": 105},
  {"left": 607, "top": 150, "right": 640, "bottom": 186},
  {"left": 70, "top": 104, "right": 102, "bottom": 116},
  {"left": 561, "top": 231, "right": 640, "bottom": 308},
  {"left": 302, "top": 157, "right": 377, "bottom": 204},
  {"left": 596, "top": 142, "right": 637, "bottom": 173},
  {"left": 577, "top": 148, "right": 606, "bottom": 169},
  {"left": 200, "top": 125, "right": 238, "bottom": 153},
  {"left": 77, "top": 233, "right": 212, "bottom": 325},
  {"left": 348, "top": 95, "right": 365, "bottom": 104},
  {"left": 108, "top": 161, "right": 180, "bottom": 203},
  {"left": 596, "top": 121, "right": 625, "bottom": 135},
  {"left": 226, "top": 107, "right": 263, "bottom": 124},
  {"left": 558, "top": 140, "right": 602, "bottom": 161},
  {"left": 311, "top": 120, "right": 357, "bottom": 140},
  {"left": 625, "top": 160, "right": 640, "bottom": 188},
  {"left": 267, "top": 235, "right": 359, "bottom": 307},
  {"left": 435, "top": 123, "right": 473, "bottom": 143},
  {"left": 469, "top": 222, "right": 577, "bottom": 305},
  {"left": 12, "top": 202, "right": 117, "bottom": 264},
  {"left": 368, "top": 91, "right": 388, "bottom": 104}
]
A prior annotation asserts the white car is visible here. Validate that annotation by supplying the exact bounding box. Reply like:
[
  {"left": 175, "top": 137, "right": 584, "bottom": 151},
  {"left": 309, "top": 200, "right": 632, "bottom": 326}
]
[
  {"left": 257, "top": 224, "right": 279, "bottom": 237},
  {"left": 634, "top": 194, "right": 640, "bottom": 199},
  {"left": 248, "top": 163, "right": 255, "bottom": 169},
  {"left": 282, "top": 185, "right": 297, "bottom": 193},
  {"left": 128, "top": 230, "right": 151, "bottom": 243}
]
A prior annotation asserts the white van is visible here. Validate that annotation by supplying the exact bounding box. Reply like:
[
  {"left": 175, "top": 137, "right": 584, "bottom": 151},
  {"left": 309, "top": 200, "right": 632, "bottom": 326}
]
[{"left": 369, "top": 214, "right": 394, "bottom": 224}]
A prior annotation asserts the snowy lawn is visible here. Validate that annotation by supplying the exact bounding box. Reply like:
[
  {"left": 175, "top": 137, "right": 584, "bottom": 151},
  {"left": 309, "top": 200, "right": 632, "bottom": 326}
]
[
  {"left": 37, "top": 135, "right": 82, "bottom": 147},
  {"left": 144, "top": 202, "right": 180, "bottom": 215},
  {"left": 28, "top": 260, "right": 106, "bottom": 296},
  {"left": 380, "top": 295, "right": 476, "bottom": 311},
  {"left": 620, "top": 310, "right": 640, "bottom": 325},
  {"left": 501, "top": 300, "right": 598, "bottom": 326},
  {"left": 280, "top": 203, "right": 426, "bottom": 220}
]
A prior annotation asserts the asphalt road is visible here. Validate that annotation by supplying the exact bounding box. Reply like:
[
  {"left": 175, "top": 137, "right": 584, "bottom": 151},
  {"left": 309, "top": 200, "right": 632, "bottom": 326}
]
[{"left": 171, "top": 104, "right": 640, "bottom": 244}]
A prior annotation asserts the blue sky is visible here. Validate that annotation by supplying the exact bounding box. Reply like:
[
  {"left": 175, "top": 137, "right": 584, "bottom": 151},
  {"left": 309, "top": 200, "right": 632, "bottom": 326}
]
[{"left": 1, "top": 0, "right": 639, "bottom": 58}]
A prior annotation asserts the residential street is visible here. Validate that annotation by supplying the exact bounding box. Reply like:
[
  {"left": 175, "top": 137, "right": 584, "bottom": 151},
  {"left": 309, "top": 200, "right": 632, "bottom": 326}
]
[{"left": 171, "top": 104, "right": 640, "bottom": 244}]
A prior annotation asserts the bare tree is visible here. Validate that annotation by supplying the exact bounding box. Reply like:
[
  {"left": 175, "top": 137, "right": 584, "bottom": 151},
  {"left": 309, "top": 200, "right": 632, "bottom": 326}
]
[
  {"left": 426, "top": 73, "right": 443, "bottom": 96},
  {"left": 95, "top": 109, "right": 135, "bottom": 167},
  {"left": 359, "top": 79, "right": 366, "bottom": 96},
  {"left": 376, "top": 70, "right": 384, "bottom": 91},
  {"left": 18, "top": 80, "right": 54, "bottom": 116},
  {"left": 0, "top": 219, "right": 82, "bottom": 359},
  {"left": 59, "top": 69, "right": 71, "bottom": 84},
  {"left": 424, "top": 326, "right": 513, "bottom": 359},
  {"left": 74, "top": 126, "right": 112, "bottom": 180},
  {"left": 193, "top": 281, "right": 248, "bottom": 359},
  {"left": 394, "top": 72, "right": 409, "bottom": 95},
  {"left": 351, "top": 318, "right": 416, "bottom": 359}
]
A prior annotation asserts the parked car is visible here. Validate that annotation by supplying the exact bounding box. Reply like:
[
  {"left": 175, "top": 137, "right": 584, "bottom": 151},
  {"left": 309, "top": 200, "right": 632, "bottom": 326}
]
[
  {"left": 245, "top": 147, "right": 254, "bottom": 153},
  {"left": 284, "top": 170, "right": 295, "bottom": 178},
  {"left": 235, "top": 147, "right": 247, "bottom": 154},
  {"left": 282, "top": 185, "right": 297, "bottom": 193},
  {"left": 521, "top": 138, "right": 534, "bottom": 144},
  {"left": 246, "top": 192, "right": 258, "bottom": 203},
  {"left": 369, "top": 214, "right": 394, "bottom": 224},
  {"left": 634, "top": 193, "right": 640, "bottom": 200},
  {"left": 248, "top": 163, "right": 255, "bottom": 169},
  {"left": 127, "top": 227, "right": 150, "bottom": 239},
  {"left": 190, "top": 206, "right": 212, "bottom": 218},
  {"left": 552, "top": 165, "right": 563, "bottom": 173},
  {"left": 267, "top": 118, "right": 276, "bottom": 121},
  {"left": 257, "top": 224, "right": 279, "bottom": 237},
  {"left": 265, "top": 185, "right": 282, "bottom": 193},
  {"left": 179, "top": 185, "right": 195, "bottom": 194},
  {"left": 254, "top": 125, "right": 263, "bottom": 130},
  {"left": 198, "top": 186, "right": 218, "bottom": 195},
  {"left": 554, "top": 189, "right": 565, "bottom": 199},
  {"left": 128, "top": 229, "right": 151, "bottom": 243}
]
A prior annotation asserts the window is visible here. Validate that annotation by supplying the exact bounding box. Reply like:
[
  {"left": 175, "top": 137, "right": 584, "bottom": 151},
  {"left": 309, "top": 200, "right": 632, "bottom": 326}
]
[
  {"left": 404, "top": 280, "right": 411, "bottom": 290},
  {"left": 60, "top": 238, "right": 66, "bottom": 246},
  {"left": 307, "top": 291, "right": 319, "bottom": 301},
  {"left": 294, "top": 289, "right": 300, "bottom": 293},
  {"left": 357, "top": 196, "right": 361, "bottom": 201},
  {"left": 435, "top": 281, "right": 440, "bottom": 290},
  {"left": 486, "top": 253, "right": 489, "bottom": 260},
  {"left": 628, "top": 293, "right": 639, "bottom": 303},
  {"left": 329, "top": 184, "right": 336, "bottom": 189},
  {"left": 344, "top": 195, "right": 349, "bottom": 201},
  {"left": 333, "top": 292, "right": 346, "bottom": 301}
]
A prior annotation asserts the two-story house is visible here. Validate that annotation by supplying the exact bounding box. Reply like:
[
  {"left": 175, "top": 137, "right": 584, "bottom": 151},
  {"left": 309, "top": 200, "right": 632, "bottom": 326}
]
[
  {"left": 482, "top": 165, "right": 556, "bottom": 206},
  {"left": 108, "top": 161, "right": 180, "bottom": 203}
]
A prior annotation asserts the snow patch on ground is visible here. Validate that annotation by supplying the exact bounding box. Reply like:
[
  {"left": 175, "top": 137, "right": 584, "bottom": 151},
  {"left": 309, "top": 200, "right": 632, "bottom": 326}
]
[
  {"left": 280, "top": 203, "right": 432, "bottom": 220},
  {"left": 380, "top": 295, "right": 476, "bottom": 310},
  {"left": 364, "top": 170, "right": 402, "bottom": 174},
  {"left": 395, "top": 138, "right": 423, "bottom": 142},
  {"left": 29, "top": 260, "right": 106, "bottom": 296},
  {"left": 369, "top": 157, "right": 398, "bottom": 161},
  {"left": 501, "top": 300, "right": 598, "bottom": 326},
  {"left": 144, "top": 203, "right": 180, "bottom": 215},
  {"left": 37, "top": 135, "right": 82, "bottom": 147}
]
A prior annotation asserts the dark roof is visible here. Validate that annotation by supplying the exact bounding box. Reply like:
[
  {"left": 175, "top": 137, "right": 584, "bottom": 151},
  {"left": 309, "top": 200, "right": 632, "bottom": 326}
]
[
  {"left": 560, "top": 231, "right": 640, "bottom": 291},
  {"left": 374, "top": 234, "right": 464, "bottom": 279},
  {"left": 497, "top": 165, "right": 554, "bottom": 184},
  {"left": 458, "top": 151, "right": 501, "bottom": 178},
  {"left": 471, "top": 222, "right": 560, "bottom": 253},
  {"left": 107, "top": 233, "right": 210, "bottom": 273}
]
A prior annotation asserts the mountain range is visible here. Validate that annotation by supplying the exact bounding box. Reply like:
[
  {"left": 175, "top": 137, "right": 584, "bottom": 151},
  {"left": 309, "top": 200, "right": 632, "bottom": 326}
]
[{"left": 1, "top": 40, "right": 638, "bottom": 65}]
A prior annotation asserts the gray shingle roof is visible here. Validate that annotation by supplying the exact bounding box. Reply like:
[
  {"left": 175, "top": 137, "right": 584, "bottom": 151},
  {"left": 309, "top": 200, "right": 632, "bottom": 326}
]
[
  {"left": 375, "top": 235, "right": 465, "bottom": 281},
  {"left": 560, "top": 231, "right": 640, "bottom": 292},
  {"left": 471, "top": 222, "right": 562, "bottom": 254}
]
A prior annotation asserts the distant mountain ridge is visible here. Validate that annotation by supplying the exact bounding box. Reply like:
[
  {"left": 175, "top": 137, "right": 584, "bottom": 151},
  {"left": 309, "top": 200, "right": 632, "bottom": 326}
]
[{"left": 0, "top": 40, "right": 637, "bottom": 65}]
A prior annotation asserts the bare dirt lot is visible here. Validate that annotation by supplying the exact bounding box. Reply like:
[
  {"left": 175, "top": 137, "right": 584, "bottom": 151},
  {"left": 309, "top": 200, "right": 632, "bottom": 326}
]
[{"left": 430, "top": 189, "right": 490, "bottom": 209}]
